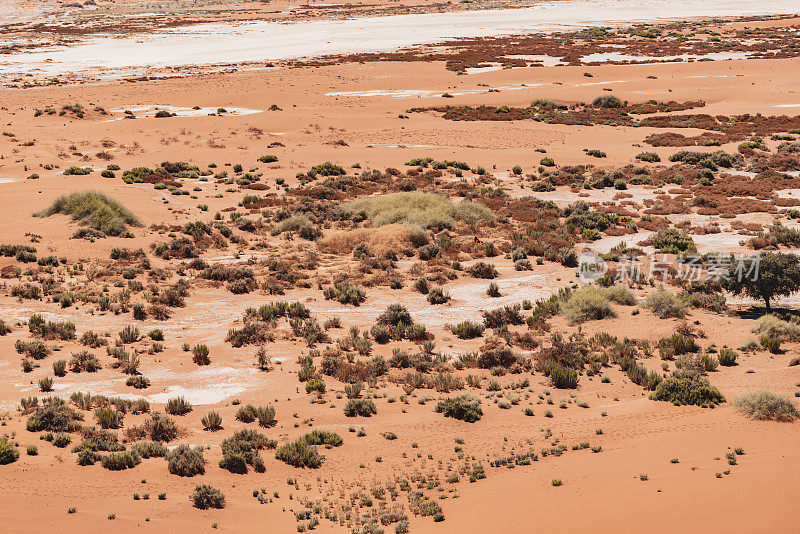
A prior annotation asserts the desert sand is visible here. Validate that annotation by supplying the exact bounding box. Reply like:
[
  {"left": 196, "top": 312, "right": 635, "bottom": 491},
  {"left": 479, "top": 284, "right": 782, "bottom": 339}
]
[{"left": 0, "top": 2, "right": 799, "bottom": 533}]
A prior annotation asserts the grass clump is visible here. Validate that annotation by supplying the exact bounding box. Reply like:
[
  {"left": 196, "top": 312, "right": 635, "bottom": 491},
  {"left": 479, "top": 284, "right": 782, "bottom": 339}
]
[
  {"left": 593, "top": 95, "right": 623, "bottom": 108},
  {"left": 323, "top": 281, "right": 367, "bottom": 306},
  {"left": 142, "top": 412, "right": 178, "bottom": 442},
  {"left": 643, "top": 228, "right": 696, "bottom": 254},
  {"left": 435, "top": 394, "right": 483, "bottom": 423},
  {"left": 235, "top": 404, "right": 276, "bottom": 427},
  {"left": 344, "top": 399, "right": 377, "bottom": 417},
  {"left": 561, "top": 286, "right": 615, "bottom": 324},
  {"left": 219, "top": 430, "right": 275, "bottom": 474},
  {"left": 271, "top": 214, "right": 314, "bottom": 236},
  {"left": 27, "top": 403, "right": 83, "bottom": 432},
  {"left": 734, "top": 390, "right": 798, "bottom": 421},
  {"left": 467, "top": 261, "right": 498, "bottom": 279},
  {"left": 101, "top": 450, "right": 141, "bottom": 471},
  {"left": 657, "top": 333, "right": 699, "bottom": 359},
  {"left": 645, "top": 287, "right": 687, "bottom": 319},
  {"left": 636, "top": 152, "right": 661, "bottom": 163},
  {"left": 346, "top": 192, "right": 489, "bottom": 230},
  {"left": 35, "top": 191, "right": 141, "bottom": 236},
  {"left": 130, "top": 441, "right": 167, "bottom": 459},
  {"left": 201, "top": 411, "right": 223, "bottom": 431},
  {"left": 166, "top": 445, "right": 206, "bottom": 476},
  {"left": 165, "top": 397, "right": 192, "bottom": 415},
  {"left": 650, "top": 369, "right": 724, "bottom": 407},
  {"left": 451, "top": 321, "right": 485, "bottom": 339},
  {"left": 94, "top": 407, "right": 124, "bottom": 429},
  {"left": 717, "top": 348, "right": 738, "bottom": 366},
  {"left": 0, "top": 435, "right": 19, "bottom": 464},
  {"left": 275, "top": 439, "right": 325, "bottom": 468},
  {"left": 301, "top": 430, "right": 343, "bottom": 447},
  {"left": 191, "top": 484, "right": 225, "bottom": 509},
  {"left": 550, "top": 364, "right": 579, "bottom": 389},
  {"left": 752, "top": 315, "right": 800, "bottom": 342}
]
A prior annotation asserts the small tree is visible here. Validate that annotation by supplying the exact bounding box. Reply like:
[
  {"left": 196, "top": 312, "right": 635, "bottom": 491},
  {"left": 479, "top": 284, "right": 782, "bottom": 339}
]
[{"left": 723, "top": 252, "right": 800, "bottom": 310}]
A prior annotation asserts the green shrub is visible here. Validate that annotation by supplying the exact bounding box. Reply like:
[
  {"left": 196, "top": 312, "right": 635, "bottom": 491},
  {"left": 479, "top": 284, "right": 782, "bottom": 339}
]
[
  {"left": 309, "top": 161, "right": 345, "bottom": 176},
  {"left": 657, "top": 333, "right": 699, "bottom": 359},
  {"left": 271, "top": 214, "right": 314, "bottom": 235},
  {"left": 118, "top": 325, "right": 140, "bottom": 344},
  {"left": 201, "top": 411, "right": 223, "bottom": 431},
  {"left": 650, "top": 369, "right": 724, "bottom": 406},
  {"left": 35, "top": 191, "right": 141, "bottom": 236},
  {"left": 275, "top": 439, "right": 324, "bottom": 468},
  {"left": 343, "top": 399, "right": 377, "bottom": 417},
  {"left": 101, "top": 450, "right": 141, "bottom": 471},
  {"left": 636, "top": 152, "right": 661, "bottom": 163},
  {"left": 0, "top": 436, "right": 19, "bottom": 464},
  {"left": 345, "top": 192, "right": 488, "bottom": 230},
  {"left": 218, "top": 429, "right": 274, "bottom": 474},
  {"left": 322, "top": 281, "right": 366, "bottom": 306},
  {"left": 192, "top": 344, "right": 211, "bottom": 365},
  {"left": 427, "top": 287, "right": 450, "bottom": 304},
  {"left": 734, "top": 390, "right": 798, "bottom": 421},
  {"left": 377, "top": 304, "right": 414, "bottom": 326},
  {"left": 70, "top": 351, "right": 101, "bottom": 372},
  {"left": 760, "top": 335, "right": 781, "bottom": 354},
  {"left": 451, "top": 321, "right": 485, "bottom": 339},
  {"left": 606, "top": 285, "right": 636, "bottom": 305},
  {"left": 645, "top": 287, "right": 687, "bottom": 319},
  {"left": 63, "top": 166, "right": 92, "bottom": 175},
  {"left": 26, "top": 403, "right": 83, "bottom": 432},
  {"left": 190, "top": 484, "right": 225, "bottom": 509},
  {"left": 52, "top": 432, "right": 71, "bottom": 448},
  {"left": 435, "top": 394, "right": 483, "bottom": 422},
  {"left": 550, "top": 364, "right": 579, "bottom": 389},
  {"left": 669, "top": 150, "right": 736, "bottom": 168},
  {"left": 752, "top": 315, "right": 800, "bottom": 341},
  {"left": 643, "top": 228, "right": 696, "bottom": 254},
  {"left": 38, "top": 377, "right": 53, "bottom": 392},
  {"left": 126, "top": 375, "right": 150, "bottom": 389},
  {"left": 130, "top": 441, "right": 167, "bottom": 459},
  {"left": 301, "top": 430, "right": 343, "bottom": 447},
  {"left": 165, "top": 397, "right": 192, "bottom": 415},
  {"left": 94, "top": 407, "right": 124, "bottom": 429},
  {"left": 305, "top": 378, "right": 326, "bottom": 394},
  {"left": 142, "top": 412, "right": 178, "bottom": 442},
  {"left": 28, "top": 314, "right": 76, "bottom": 341},
  {"left": 166, "top": 445, "right": 205, "bottom": 476},
  {"left": 468, "top": 261, "right": 498, "bottom": 279},
  {"left": 235, "top": 404, "right": 276, "bottom": 427},
  {"left": 52, "top": 360, "right": 67, "bottom": 377},
  {"left": 370, "top": 324, "right": 391, "bottom": 343},
  {"left": 218, "top": 451, "right": 249, "bottom": 474},
  {"left": 487, "top": 282, "right": 500, "bottom": 297},
  {"left": 77, "top": 449, "right": 99, "bottom": 466},
  {"left": 414, "top": 277, "right": 429, "bottom": 294},
  {"left": 593, "top": 95, "right": 623, "bottom": 108},
  {"left": 562, "top": 286, "right": 615, "bottom": 324},
  {"left": 717, "top": 348, "right": 737, "bottom": 366}
]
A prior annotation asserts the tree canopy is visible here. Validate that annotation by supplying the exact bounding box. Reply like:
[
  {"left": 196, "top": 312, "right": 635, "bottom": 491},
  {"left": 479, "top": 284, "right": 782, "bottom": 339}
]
[{"left": 723, "top": 252, "right": 800, "bottom": 310}]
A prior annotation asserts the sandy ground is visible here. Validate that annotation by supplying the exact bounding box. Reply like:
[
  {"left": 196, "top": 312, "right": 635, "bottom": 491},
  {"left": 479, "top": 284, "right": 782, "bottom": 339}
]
[{"left": 0, "top": 7, "right": 799, "bottom": 534}]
